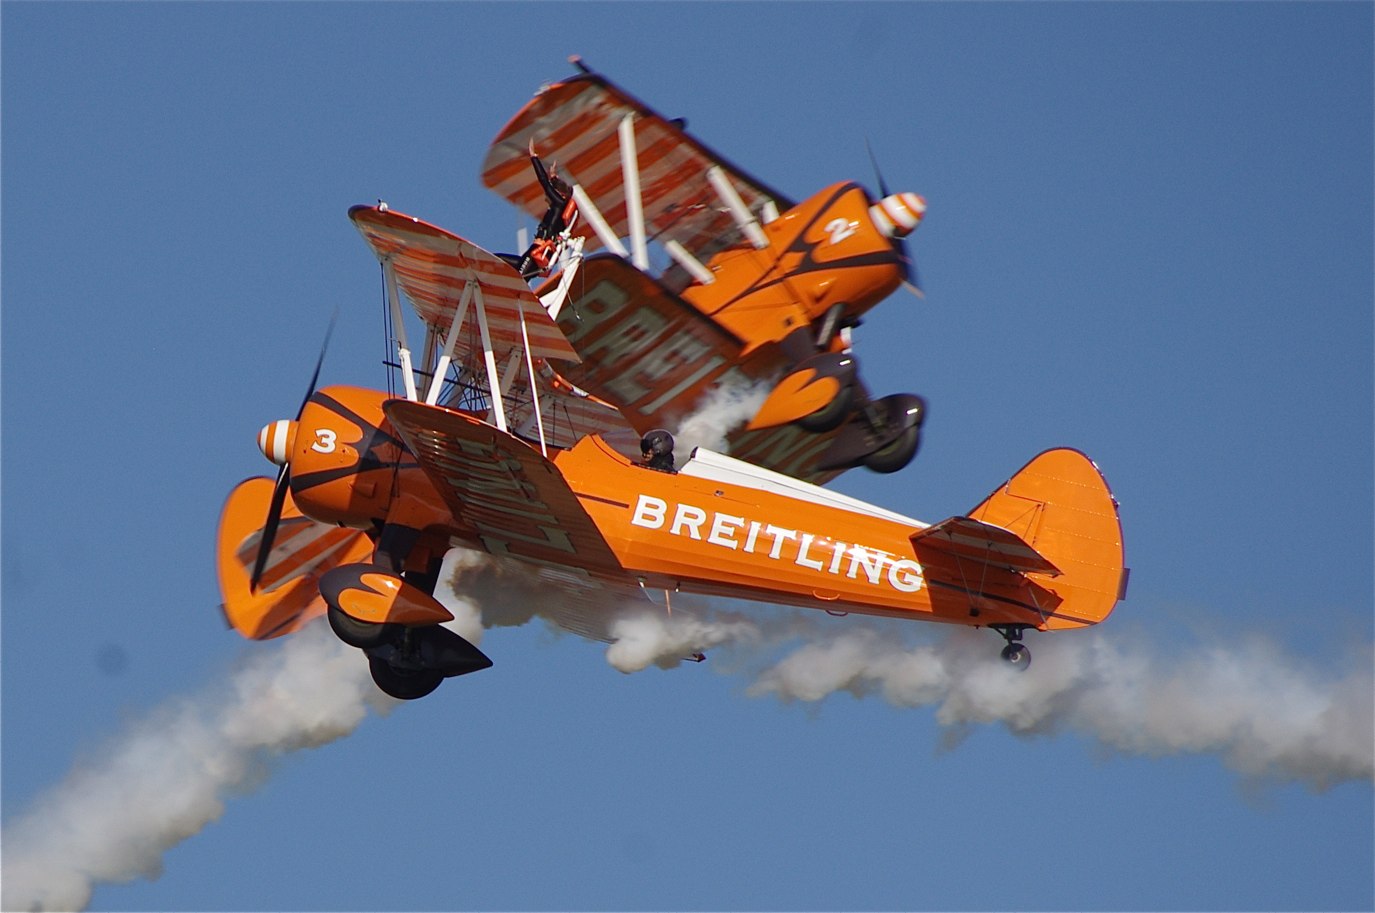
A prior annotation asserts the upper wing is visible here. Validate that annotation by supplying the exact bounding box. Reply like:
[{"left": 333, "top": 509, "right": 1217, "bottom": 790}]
[
  {"left": 482, "top": 71, "right": 792, "bottom": 269},
  {"left": 383, "top": 399, "right": 624, "bottom": 575},
  {"left": 551, "top": 253, "right": 862, "bottom": 484},
  {"left": 349, "top": 204, "right": 579, "bottom": 364},
  {"left": 350, "top": 205, "right": 636, "bottom": 448}
]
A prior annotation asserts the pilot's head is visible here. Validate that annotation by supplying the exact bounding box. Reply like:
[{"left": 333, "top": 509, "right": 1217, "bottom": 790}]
[{"left": 640, "top": 429, "right": 675, "bottom": 470}]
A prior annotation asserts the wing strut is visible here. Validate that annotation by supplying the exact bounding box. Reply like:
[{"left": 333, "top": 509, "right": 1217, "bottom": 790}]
[
  {"left": 664, "top": 239, "right": 715, "bottom": 285},
  {"left": 383, "top": 258, "right": 420, "bottom": 401},
  {"left": 418, "top": 323, "right": 438, "bottom": 388},
  {"left": 472, "top": 281, "right": 508, "bottom": 432},
  {"left": 618, "top": 113, "right": 650, "bottom": 270},
  {"left": 539, "top": 236, "right": 586, "bottom": 320},
  {"left": 423, "top": 280, "right": 473, "bottom": 405},
  {"left": 707, "top": 166, "right": 769, "bottom": 249},
  {"left": 517, "top": 301, "right": 548, "bottom": 456},
  {"left": 571, "top": 183, "right": 630, "bottom": 258}
]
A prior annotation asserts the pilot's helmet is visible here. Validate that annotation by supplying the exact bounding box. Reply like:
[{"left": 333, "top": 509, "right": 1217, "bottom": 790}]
[{"left": 640, "top": 429, "right": 675, "bottom": 460}]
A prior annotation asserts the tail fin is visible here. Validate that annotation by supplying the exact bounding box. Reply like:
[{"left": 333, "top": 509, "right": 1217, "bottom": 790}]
[
  {"left": 215, "top": 478, "right": 373, "bottom": 640},
  {"left": 968, "top": 448, "right": 1126, "bottom": 629}
]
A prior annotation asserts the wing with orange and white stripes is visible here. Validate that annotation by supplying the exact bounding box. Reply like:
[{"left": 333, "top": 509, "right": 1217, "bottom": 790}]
[
  {"left": 482, "top": 69, "right": 791, "bottom": 273},
  {"left": 350, "top": 205, "right": 578, "bottom": 364},
  {"left": 349, "top": 204, "right": 632, "bottom": 449}
]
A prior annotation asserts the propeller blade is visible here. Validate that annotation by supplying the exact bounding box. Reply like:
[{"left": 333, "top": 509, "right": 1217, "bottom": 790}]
[
  {"left": 253, "top": 314, "right": 336, "bottom": 593},
  {"left": 896, "top": 233, "right": 923, "bottom": 296},
  {"left": 250, "top": 464, "right": 291, "bottom": 593},
  {"left": 865, "top": 140, "right": 923, "bottom": 298},
  {"left": 865, "top": 138, "right": 891, "bottom": 198},
  {"left": 296, "top": 315, "right": 336, "bottom": 421}
]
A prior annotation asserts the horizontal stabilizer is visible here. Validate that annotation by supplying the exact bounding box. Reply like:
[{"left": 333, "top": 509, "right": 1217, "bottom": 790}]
[
  {"left": 910, "top": 517, "right": 1060, "bottom": 577},
  {"left": 216, "top": 477, "right": 373, "bottom": 640}
]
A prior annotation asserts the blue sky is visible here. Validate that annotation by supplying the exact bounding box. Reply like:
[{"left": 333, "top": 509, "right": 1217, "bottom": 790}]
[{"left": 3, "top": 3, "right": 1372, "bottom": 911}]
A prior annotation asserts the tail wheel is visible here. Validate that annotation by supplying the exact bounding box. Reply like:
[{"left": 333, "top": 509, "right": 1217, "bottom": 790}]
[
  {"left": 863, "top": 426, "right": 920, "bottom": 473},
  {"left": 327, "top": 604, "right": 397, "bottom": 649},
  {"left": 368, "top": 656, "right": 444, "bottom": 701},
  {"left": 1000, "top": 643, "right": 1031, "bottom": 670},
  {"left": 798, "top": 382, "right": 855, "bottom": 433}
]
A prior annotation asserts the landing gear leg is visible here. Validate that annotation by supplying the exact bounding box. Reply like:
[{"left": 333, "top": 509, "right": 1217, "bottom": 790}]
[{"left": 992, "top": 624, "right": 1031, "bottom": 670}]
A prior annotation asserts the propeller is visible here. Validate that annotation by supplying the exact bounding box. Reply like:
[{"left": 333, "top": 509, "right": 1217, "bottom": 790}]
[
  {"left": 249, "top": 317, "right": 335, "bottom": 593},
  {"left": 865, "top": 139, "right": 925, "bottom": 299}
]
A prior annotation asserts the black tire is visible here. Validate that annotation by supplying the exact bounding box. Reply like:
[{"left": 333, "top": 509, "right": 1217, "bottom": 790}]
[
  {"left": 368, "top": 656, "right": 444, "bottom": 701},
  {"left": 863, "top": 426, "right": 920, "bottom": 473},
  {"left": 1000, "top": 643, "right": 1031, "bottom": 670},
  {"left": 797, "top": 383, "right": 855, "bottom": 433},
  {"left": 328, "top": 604, "right": 395, "bottom": 649}
]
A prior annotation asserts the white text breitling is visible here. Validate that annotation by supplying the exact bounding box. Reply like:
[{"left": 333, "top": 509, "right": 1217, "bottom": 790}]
[{"left": 628, "top": 493, "right": 926, "bottom": 593}]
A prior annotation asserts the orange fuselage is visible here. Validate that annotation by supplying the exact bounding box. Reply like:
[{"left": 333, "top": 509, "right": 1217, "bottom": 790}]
[
  {"left": 553, "top": 435, "right": 1037, "bottom": 629},
  {"left": 277, "top": 386, "right": 1082, "bottom": 634}
]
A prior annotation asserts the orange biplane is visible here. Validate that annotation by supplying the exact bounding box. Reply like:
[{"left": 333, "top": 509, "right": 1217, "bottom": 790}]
[
  {"left": 216, "top": 222, "right": 1125, "bottom": 701},
  {"left": 481, "top": 60, "right": 933, "bottom": 482}
]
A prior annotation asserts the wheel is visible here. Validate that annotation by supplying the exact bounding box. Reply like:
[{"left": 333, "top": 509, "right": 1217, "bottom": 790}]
[
  {"left": 1000, "top": 643, "right": 1031, "bottom": 670},
  {"left": 368, "top": 656, "right": 444, "bottom": 701},
  {"left": 328, "top": 604, "right": 395, "bottom": 649},
  {"left": 798, "top": 383, "right": 855, "bottom": 433},
  {"left": 863, "top": 426, "right": 920, "bottom": 473}
]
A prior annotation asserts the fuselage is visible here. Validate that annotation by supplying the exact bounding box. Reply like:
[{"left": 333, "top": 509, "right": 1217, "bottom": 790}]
[
  {"left": 552, "top": 434, "right": 1038, "bottom": 629},
  {"left": 680, "top": 181, "right": 906, "bottom": 353},
  {"left": 279, "top": 384, "right": 1044, "bottom": 632}
]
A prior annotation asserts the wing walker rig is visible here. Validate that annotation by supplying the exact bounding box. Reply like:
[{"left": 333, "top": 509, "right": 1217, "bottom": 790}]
[{"left": 217, "top": 61, "right": 1127, "bottom": 701}]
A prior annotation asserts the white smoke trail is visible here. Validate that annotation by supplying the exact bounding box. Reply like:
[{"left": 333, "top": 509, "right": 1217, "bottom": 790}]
[
  {"left": 1, "top": 622, "right": 394, "bottom": 912},
  {"left": 745, "top": 622, "right": 1374, "bottom": 790},
  {"left": 434, "top": 545, "right": 491, "bottom": 645},
  {"left": 436, "top": 548, "right": 1375, "bottom": 790},
  {"left": 605, "top": 608, "right": 766, "bottom": 672},
  {"left": 670, "top": 377, "right": 771, "bottom": 457}
]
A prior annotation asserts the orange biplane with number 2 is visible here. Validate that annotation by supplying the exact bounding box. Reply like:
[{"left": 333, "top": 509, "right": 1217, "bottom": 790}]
[
  {"left": 215, "top": 65, "right": 1127, "bottom": 701},
  {"left": 481, "top": 60, "right": 934, "bottom": 483}
]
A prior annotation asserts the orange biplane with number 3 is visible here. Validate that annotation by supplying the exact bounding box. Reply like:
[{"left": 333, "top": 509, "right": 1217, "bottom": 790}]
[{"left": 215, "top": 63, "right": 1126, "bottom": 701}]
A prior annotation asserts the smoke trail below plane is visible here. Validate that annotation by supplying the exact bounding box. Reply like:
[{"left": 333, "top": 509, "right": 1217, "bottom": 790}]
[
  {"left": 16, "top": 551, "right": 1360, "bottom": 911},
  {"left": 438, "top": 549, "right": 1373, "bottom": 790},
  {"left": 1, "top": 623, "right": 394, "bottom": 913},
  {"left": 743, "top": 622, "right": 1374, "bottom": 789},
  {"left": 636, "top": 609, "right": 1373, "bottom": 789},
  {"left": 605, "top": 608, "right": 766, "bottom": 672}
]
